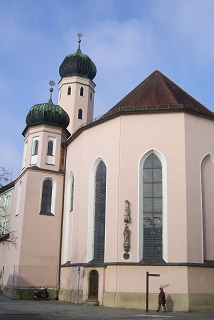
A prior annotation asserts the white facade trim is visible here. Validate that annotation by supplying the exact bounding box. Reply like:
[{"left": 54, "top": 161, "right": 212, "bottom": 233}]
[
  {"left": 200, "top": 152, "right": 214, "bottom": 262},
  {"left": 62, "top": 170, "right": 74, "bottom": 263}
]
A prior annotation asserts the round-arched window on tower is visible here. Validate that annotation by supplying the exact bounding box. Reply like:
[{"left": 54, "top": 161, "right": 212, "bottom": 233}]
[
  {"left": 67, "top": 86, "right": 72, "bottom": 95},
  {"left": 80, "top": 87, "right": 84, "bottom": 96},
  {"left": 78, "top": 109, "right": 83, "bottom": 120}
]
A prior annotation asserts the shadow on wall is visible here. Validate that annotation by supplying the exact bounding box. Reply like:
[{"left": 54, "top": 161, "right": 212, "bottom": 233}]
[{"left": 166, "top": 295, "right": 174, "bottom": 312}]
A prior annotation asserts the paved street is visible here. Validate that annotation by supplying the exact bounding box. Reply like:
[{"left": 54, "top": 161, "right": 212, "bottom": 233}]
[{"left": 1, "top": 295, "right": 214, "bottom": 320}]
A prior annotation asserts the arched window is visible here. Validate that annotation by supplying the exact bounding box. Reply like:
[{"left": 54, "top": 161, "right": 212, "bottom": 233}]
[
  {"left": 78, "top": 108, "right": 83, "bottom": 120},
  {"left": 47, "top": 141, "right": 54, "bottom": 156},
  {"left": 80, "top": 86, "right": 84, "bottom": 96},
  {"left": 90, "top": 91, "right": 93, "bottom": 101},
  {"left": 93, "top": 161, "right": 107, "bottom": 261},
  {"left": 33, "top": 140, "right": 39, "bottom": 155},
  {"left": 67, "top": 86, "right": 71, "bottom": 95},
  {"left": 201, "top": 153, "right": 214, "bottom": 261},
  {"left": 40, "top": 179, "right": 53, "bottom": 215},
  {"left": 70, "top": 175, "right": 74, "bottom": 211},
  {"left": 31, "top": 137, "right": 39, "bottom": 165},
  {"left": 143, "top": 153, "right": 163, "bottom": 259}
]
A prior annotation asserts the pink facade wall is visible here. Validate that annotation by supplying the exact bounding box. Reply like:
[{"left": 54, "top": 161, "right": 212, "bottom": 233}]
[{"left": 60, "top": 111, "right": 214, "bottom": 306}]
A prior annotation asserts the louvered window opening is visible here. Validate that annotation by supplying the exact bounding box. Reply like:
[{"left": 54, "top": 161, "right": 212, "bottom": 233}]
[
  {"left": 94, "top": 161, "right": 106, "bottom": 261},
  {"left": 143, "top": 154, "right": 163, "bottom": 259},
  {"left": 47, "top": 141, "right": 54, "bottom": 156},
  {"left": 33, "top": 140, "right": 39, "bottom": 155}
]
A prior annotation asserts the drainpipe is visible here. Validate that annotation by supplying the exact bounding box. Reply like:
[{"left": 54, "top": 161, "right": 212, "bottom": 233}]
[{"left": 56, "top": 143, "right": 67, "bottom": 300}]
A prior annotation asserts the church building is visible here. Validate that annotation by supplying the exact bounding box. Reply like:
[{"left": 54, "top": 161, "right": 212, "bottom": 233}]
[{"left": 1, "top": 36, "right": 214, "bottom": 312}]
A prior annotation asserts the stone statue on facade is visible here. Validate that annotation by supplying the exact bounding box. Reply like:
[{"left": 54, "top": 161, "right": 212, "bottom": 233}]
[
  {"left": 124, "top": 200, "right": 130, "bottom": 223},
  {"left": 123, "top": 224, "right": 130, "bottom": 252}
]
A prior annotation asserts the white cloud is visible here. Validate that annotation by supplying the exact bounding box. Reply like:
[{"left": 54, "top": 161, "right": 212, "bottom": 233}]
[{"left": 152, "top": 0, "right": 214, "bottom": 65}]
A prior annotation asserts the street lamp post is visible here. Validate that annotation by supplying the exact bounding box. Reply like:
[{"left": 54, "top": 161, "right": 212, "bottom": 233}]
[{"left": 146, "top": 272, "right": 160, "bottom": 312}]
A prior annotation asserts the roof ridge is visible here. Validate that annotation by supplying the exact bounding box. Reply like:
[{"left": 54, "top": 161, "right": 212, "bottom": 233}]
[
  {"left": 159, "top": 71, "right": 212, "bottom": 113},
  {"left": 129, "top": 70, "right": 160, "bottom": 106},
  {"left": 156, "top": 71, "right": 179, "bottom": 104}
]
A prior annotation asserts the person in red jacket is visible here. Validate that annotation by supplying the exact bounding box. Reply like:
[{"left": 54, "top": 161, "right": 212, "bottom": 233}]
[{"left": 157, "top": 287, "right": 166, "bottom": 312}]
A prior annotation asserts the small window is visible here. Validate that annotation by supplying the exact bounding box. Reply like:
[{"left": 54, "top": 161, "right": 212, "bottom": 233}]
[
  {"left": 67, "top": 86, "right": 71, "bottom": 95},
  {"left": 80, "top": 87, "right": 84, "bottom": 96},
  {"left": 40, "top": 179, "right": 53, "bottom": 215},
  {"left": 4, "top": 194, "right": 11, "bottom": 208},
  {"left": 90, "top": 91, "right": 93, "bottom": 101},
  {"left": 33, "top": 140, "right": 39, "bottom": 155},
  {"left": 47, "top": 141, "right": 54, "bottom": 156},
  {"left": 46, "top": 137, "right": 56, "bottom": 165},
  {"left": 78, "top": 109, "right": 83, "bottom": 120},
  {"left": 1, "top": 220, "right": 8, "bottom": 235}
]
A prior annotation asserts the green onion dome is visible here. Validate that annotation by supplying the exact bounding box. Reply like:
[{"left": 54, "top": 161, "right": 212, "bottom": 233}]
[
  {"left": 59, "top": 39, "right": 97, "bottom": 81},
  {"left": 26, "top": 98, "right": 70, "bottom": 129}
]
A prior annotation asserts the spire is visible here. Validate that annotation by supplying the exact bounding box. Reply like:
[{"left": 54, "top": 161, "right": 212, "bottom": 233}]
[
  {"left": 49, "top": 80, "right": 55, "bottom": 101},
  {"left": 76, "top": 32, "right": 82, "bottom": 54}
]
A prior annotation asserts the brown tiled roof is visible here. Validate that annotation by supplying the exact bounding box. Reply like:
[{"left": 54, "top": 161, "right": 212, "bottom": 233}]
[{"left": 106, "top": 70, "right": 213, "bottom": 116}]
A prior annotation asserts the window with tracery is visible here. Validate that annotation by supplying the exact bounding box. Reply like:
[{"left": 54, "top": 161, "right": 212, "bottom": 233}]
[
  {"left": 143, "top": 153, "right": 162, "bottom": 259},
  {"left": 93, "top": 161, "right": 107, "bottom": 261}
]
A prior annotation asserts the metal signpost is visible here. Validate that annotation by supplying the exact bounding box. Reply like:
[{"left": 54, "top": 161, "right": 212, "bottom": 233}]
[
  {"left": 146, "top": 272, "right": 160, "bottom": 313},
  {"left": 77, "top": 265, "right": 80, "bottom": 303}
]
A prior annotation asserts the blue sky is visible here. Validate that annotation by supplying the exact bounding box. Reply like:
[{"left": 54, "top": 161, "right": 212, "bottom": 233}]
[{"left": 1, "top": 0, "right": 214, "bottom": 180}]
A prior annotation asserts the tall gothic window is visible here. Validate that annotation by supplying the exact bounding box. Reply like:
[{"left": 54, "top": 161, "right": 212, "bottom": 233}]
[
  {"left": 40, "top": 179, "right": 53, "bottom": 215},
  {"left": 143, "top": 153, "right": 163, "bottom": 259},
  {"left": 93, "top": 161, "right": 107, "bottom": 261}
]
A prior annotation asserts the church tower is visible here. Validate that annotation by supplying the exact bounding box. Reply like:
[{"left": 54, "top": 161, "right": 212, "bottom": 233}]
[
  {"left": 6, "top": 86, "right": 71, "bottom": 297},
  {"left": 58, "top": 34, "right": 97, "bottom": 134},
  {"left": 22, "top": 83, "right": 70, "bottom": 172}
]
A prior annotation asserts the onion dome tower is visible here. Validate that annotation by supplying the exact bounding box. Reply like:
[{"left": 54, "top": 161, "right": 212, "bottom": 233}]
[
  {"left": 59, "top": 38, "right": 97, "bottom": 81},
  {"left": 58, "top": 33, "right": 97, "bottom": 134},
  {"left": 22, "top": 82, "right": 70, "bottom": 172}
]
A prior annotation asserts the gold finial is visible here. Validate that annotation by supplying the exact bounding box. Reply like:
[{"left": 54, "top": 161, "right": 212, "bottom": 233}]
[
  {"left": 77, "top": 32, "right": 82, "bottom": 49},
  {"left": 49, "top": 80, "right": 55, "bottom": 100}
]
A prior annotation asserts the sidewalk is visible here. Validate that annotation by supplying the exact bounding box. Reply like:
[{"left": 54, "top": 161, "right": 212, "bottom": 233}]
[{"left": 1, "top": 295, "right": 214, "bottom": 320}]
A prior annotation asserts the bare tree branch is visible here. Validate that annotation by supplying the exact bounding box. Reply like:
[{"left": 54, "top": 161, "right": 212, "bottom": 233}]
[
  {"left": 0, "top": 169, "right": 17, "bottom": 247},
  {"left": 0, "top": 166, "right": 12, "bottom": 188}
]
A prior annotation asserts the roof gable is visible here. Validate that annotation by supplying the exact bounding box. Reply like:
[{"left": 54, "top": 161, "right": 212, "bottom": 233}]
[{"left": 108, "top": 70, "right": 213, "bottom": 116}]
